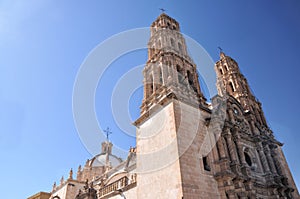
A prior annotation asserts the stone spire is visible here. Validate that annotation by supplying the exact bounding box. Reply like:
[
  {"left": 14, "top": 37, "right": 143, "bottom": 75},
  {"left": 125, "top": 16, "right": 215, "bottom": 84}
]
[
  {"left": 60, "top": 176, "right": 64, "bottom": 185},
  {"left": 76, "top": 165, "right": 82, "bottom": 181},
  {"left": 52, "top": 182, "right": 56, "bottom": 192},
  {"left": 68, "top": 168, "right": 73, "bottom": 180}
]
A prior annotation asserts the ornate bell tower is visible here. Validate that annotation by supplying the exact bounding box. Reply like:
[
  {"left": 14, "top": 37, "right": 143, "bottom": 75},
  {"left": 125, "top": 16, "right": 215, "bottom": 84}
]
[
  {"left": 215, "top": 52, "right": 267, "bottom": 126},
  {"left": 140, "top": 13, "right": 207, "bottom": 115},
  {"left": 134, "top": 13, "right": 220, "bottom": 199},
  {"left": 213, "top": 52, "right": 299, "bottom": 198}
]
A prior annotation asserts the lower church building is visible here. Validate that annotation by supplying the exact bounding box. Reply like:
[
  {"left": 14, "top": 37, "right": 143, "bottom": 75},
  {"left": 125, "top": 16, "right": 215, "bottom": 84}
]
[{"left": 29, "top": 13, "right": 299, "bottom": 199}]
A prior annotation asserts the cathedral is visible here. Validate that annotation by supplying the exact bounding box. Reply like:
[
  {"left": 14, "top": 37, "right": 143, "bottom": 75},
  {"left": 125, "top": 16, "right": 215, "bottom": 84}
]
[{"left": 29, "top": 13, "right": 299, "bottom": 199}]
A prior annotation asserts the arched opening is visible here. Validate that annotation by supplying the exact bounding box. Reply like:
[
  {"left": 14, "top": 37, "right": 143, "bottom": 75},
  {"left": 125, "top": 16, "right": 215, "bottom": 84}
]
[
  {"left": 202, "top": 156, "right": 211, "bottom": 171},
  {"left": 187, "top": 70, "right": 193, "bottom": 85},
  {"left": 244, "top": 152, "right": 252, "bottom": 166},
  {"left": 225, "top": 193, "right": 229, "bottom": 199},
  {"left": 233, "top": 107, "right": 240, "bottom": 115},
  {"left": 229, "top": 82, "right": 235, "bottom": 92},
  {"left": 187, "top": 70, "right": 197, "bottom": 92},
  {"left": 219, "top": 68, "right": 223, "bottom": 75},
  {"left": 157, "top": 40, "right": 161, "bottom": 50},
  {"left": 158, "top": 67, "right": 163, "bottom": 85},
  {"left": 224, "top": 64, "right": 229, "bottom": 71},
  {"left": 148, "top": 74, "right": 154, "bottom": 96},
  {"left": 178, "top": 42, "right": 182, "bottom": 52},
  {"left": 176, "top": 65, "right": 183, "bottom": 83},
  {"left": 170, "top": 38, "right": 175, "bottom": 48}
]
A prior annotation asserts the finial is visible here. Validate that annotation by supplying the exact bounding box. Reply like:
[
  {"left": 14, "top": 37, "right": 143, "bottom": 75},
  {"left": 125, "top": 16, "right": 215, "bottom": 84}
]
[
  {"left": 60, "top": 176, "right": 64, "bottom": 185},
  {"left": 77, "top": 165, "right": 82, "bottom": 172},
  {"left": 69, "top": 168, "right": 73, "bottom": 180},
  {"left": 52, "top": 182, "right": 56, "bottom": 191},
  {"left": 85, "top": 159, "right": 89, "bottom": 166}
]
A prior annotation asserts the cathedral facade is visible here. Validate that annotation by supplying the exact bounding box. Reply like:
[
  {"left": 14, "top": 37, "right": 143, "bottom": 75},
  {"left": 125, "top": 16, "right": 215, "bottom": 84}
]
[{"left": 29, "top": 13, "right": 299, "bottom": 199}]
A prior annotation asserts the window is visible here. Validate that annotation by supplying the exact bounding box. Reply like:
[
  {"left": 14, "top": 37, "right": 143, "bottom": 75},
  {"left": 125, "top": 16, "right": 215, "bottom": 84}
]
[
  {"left": 233, "top": 108, "right": 239, "bottom": 115},
  {"left": 219, "top": 68, "right": 223, "bottom": 75},
  {"left": 224, "top": 64, "right": 229, "bottom": 71},
  {"left": 203, "top": 156, "right": 211, "bottom": 171},
  {"left": 158, "top": 67, "right": 162, "bottom": 85},
  {"left": 229, "top": 82, "right": 235, "bottom": 92},
  {"left": 226, "top": 193, "right": 229, "bottom": 199},
  {"left": 187, "top": 70, "right": 197, "bottom": 92},
  {"left": 170, "top": 38, "right": 175, "bottom": 47},
  {"left": 187, "top": 70, "right": 193, "bottom": 85},
  {"left": 178, "top": 42, "right": 182, "bottom": 52},
  {"left": 244, "top": 152, "right": 252, "bottom": 166},
  {"left": 176, "top": 65, "right": 183, "bottom": 82},
  {"left": 158, "top": 40, "right": 161, "bottom": 49},
  {"left": 149, "top": 74, "right": 153, "bottom": 95}
]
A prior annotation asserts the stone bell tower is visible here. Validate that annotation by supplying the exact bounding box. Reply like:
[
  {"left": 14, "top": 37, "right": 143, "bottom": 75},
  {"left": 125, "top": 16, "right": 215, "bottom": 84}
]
[
  {"left": 134, "top": 13, "right": 220, "bottom": 199},
  {"left": 140, "top": 13, "right": 207, "bottom": 116},
  {"left": 215, "top": 52, "right": 267, "bottom": 126},
  {"left": 213, "top": 52, "right": 299, "bottom": 198}
]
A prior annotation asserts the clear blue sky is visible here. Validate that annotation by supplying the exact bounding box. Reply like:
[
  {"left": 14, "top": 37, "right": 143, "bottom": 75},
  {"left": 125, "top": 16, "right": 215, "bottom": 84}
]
[{"left": 0, "top": 1, "right": 299, "bottom": 198}]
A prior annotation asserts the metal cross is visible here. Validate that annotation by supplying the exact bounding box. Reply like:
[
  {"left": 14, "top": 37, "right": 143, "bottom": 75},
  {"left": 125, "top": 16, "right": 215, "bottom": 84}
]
[
  {"left": 218, "top": 46, "right": 223, "bottom": 53},
  {"left": 160, "top": 8, "right": 166, "bottom": 13},
  {"left": 104, "top": 127, "right": 112, "bottom": 141}
]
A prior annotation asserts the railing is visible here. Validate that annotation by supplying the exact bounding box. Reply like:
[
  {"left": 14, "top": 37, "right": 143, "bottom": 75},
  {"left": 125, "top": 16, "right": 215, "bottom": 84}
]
[{"left": 98, "top": 176, "right": 128, "bottom": 198}]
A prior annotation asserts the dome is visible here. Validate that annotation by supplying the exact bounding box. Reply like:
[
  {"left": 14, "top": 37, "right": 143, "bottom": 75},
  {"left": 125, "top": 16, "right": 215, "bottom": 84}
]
[
  {"left": 88, "top": 141, "right": 123, "bottom": 168},
  {"left": 90, "top": 153, "right": 122, "bottom": 167}
]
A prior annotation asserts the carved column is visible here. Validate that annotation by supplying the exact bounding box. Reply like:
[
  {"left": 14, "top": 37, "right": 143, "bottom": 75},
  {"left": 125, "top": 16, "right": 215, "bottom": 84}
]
[
  {"left": 250, "top": 120, "right": 259, "bottom": 135},
  {"left": 224, "top": 129, "right": 239, "bottom": 163},
  {"left": 257, "top": 143, "right": 270, "bottom": 174},
  {"left": 217, "top": 137, "right": 226, "bottom": 159},
  {"left": 173, "top": 61, "right": 179, "bottom": 85},
  {"left": 233, "top": 129, "right": 246, "bottom": 165},
  {"left": 161, "top": 62, "right": 168, "bottom": 86},
  {"left": 228, "top": 109, "right": 235, "bottom": 123},
  {"left": 264, "top": 144, "right": 277, "bottom": 174},
  {"left": 271, "top": 146, "right": 283, "bottom": 175},
  {"left": 211, "top": 132, "right": 220, "bottom": 161},
  {"left": 236, "top": 141, "right": 246, "bottom": 165}
]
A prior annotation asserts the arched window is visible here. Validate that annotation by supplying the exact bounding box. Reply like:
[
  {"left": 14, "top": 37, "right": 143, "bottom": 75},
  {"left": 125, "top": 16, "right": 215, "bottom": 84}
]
[
  {"left": 170, "top": 38, "right": 175, "bottom": 48},
  {"left": 176, "top": 65, "right": 183, "bottom": 82},
  {"left": 178, "top": 42, "right": 182, "bottom": 52},
  {"left": 219, "top": 68, "right": 223, "bottom": 75},
  {"left": 229, "top": 82, "right": 235, "bottom": 92},
  {"left": 202, "top": 156, "right": 211, "bottom": 171},
  {"left": 226, "top": 193, "right": 229, "bottom": 199},
  {"left": 233, "top": 107, "right": 240, "bottom": 115},
  {"left": 187, "top": 70, "right": 193, "bottom": 85},
  {"left": 244, "top": 152, "right": 252, "bottom": 166},
  {"left": 149, "top": 74, "right": 153, "bottom": 96},
  {"left": 224, "top": 64, "right": 229, "bottom": 71},
  {"left": 158, "top": 40, "right": 161, "bottom": 49},
  {"left": 187, "top": 70, "right": 197, "bottom": 92},
  {"left": 158, "top": 67, "right": 163, "bottom": 85}
]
